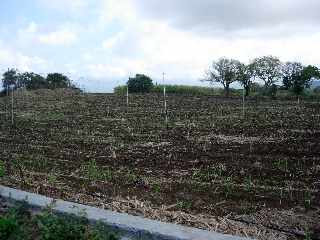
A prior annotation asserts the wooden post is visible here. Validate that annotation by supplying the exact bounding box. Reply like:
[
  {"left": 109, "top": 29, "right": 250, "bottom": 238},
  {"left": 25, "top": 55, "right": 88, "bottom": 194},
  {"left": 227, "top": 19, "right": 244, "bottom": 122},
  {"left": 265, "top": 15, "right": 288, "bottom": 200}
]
[
  {"left": 242, "top": 86, "right": 245, "bottom": 118},
  {"left": 126, "top": 85, "right": 129, "bottom": 107},
  {"left": 5, "top": 86, "right": 8, "bottom": 120},
  {"left": 163, "top": 73, "right": 168, "bottom": 128},
  {"left": 11, "top": 86, "right": 14, "bottom": 126}
]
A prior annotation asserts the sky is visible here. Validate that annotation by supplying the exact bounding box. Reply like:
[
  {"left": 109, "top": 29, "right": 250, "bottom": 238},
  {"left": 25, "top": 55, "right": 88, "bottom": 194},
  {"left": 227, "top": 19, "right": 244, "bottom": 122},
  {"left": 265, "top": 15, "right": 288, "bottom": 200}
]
[{"left": 1, "top": 0, "right": 320, "bottom": 92}]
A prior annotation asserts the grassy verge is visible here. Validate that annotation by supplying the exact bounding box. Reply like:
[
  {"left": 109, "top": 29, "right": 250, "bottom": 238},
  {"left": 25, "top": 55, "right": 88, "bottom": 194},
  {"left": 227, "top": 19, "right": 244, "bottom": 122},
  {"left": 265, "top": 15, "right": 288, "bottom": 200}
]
[{"left": 0, "top": 202, "right": 118, "bottom": 240}]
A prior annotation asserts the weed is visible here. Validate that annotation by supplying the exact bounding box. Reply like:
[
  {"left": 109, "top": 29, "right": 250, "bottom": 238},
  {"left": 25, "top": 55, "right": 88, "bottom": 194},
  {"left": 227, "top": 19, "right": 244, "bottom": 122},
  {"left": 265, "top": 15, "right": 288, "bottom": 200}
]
[
  {"left": 85, "top": 160, "right": 113, "bottom": 182},
  {"left": 0, "top": 160, "right": 5, "bottom": 177},
  {"left": 192, "top": 164, "right": 226, "bottom": 182},
  {"left": 273, "top": 159, "right": 288, "bottom": 171},
  {"left": 0, "top": 203, "right": 119, "bottom": 240},
  {"left": 303, "top": 190, "right": 312, "bottom": 209},
  {"left": 36, "top": 211, "right": 87, "bottom": 240},
  {"left": 43, "top": 112, "right": 65, "bottom": 121},
  {"left": 0, "top": 203, "right": 31, "bottom": 240},
  {"left": 177, "top": 200, "right": 192, "bottom": 211},
  {"left": 244, "top": 176, "right": 253, "bottom": 192},
  {"left": 47, "top": 175, "right": 57, "bottom": 185},
  {"left": 224, "top": 177, "right": 233, "bottom": 198},
  {"left": 0, "top": 217, "right": 19, "bottom": 240},
  {"left": 124, "top": 170, "right": 139, "bottom": 184},
  {"left": 152, "top": 183, "right": 161, "bottom": 194},
  {"left": 304, "top": 228, "right": 312, "bottom": 240}
]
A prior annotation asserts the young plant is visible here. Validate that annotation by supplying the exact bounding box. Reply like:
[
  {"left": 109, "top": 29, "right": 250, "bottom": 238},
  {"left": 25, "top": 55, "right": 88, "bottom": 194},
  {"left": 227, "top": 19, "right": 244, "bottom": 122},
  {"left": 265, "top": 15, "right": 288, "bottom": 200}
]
[
  {"left": 303, "top": 190, "right": 312, "bottom": 210},
  {"left": 244, "top": 175, "right": 253, "bottom": 192},
  {"left": 47, "top": 175, "right": 57, "bottom": 185},
  {"left": 224, "top": 177, "right": 233, "bottom": 198},
  {"left": 84, "top": 160, "right": 113, "bottom": 182},
  {"left": 177, "top": 200, "right": 192, "bottom": 211},
  {"left": 0, "top": 160, "right": 5, "bottom": 177},
  {"left": 152, "top": 183, "right": 161, "bottom": 194}
]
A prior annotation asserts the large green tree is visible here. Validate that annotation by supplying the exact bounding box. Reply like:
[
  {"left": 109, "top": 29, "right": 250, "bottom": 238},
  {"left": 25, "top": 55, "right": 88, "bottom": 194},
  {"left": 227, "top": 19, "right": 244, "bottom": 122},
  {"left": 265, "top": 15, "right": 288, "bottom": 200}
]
[
  {"left": 291, "top": 65, "right": 320, "bottom": 95},
  {"left": 205, "top": 57, "right": 241, "bottom": 96},
  {"left": 19, "top": 72, "right": 48, "bottom": 90},
  {"left": 127, "top": 74, "right": 153, "bottom": 93},
  {"left": 251, "top": 56, "right": 282, "bottom": 88},
  {"left": 2, "top": 69, "right": 19, "bottom": 90},
  {"left": 281, "top": 62, "right": 304, "bottom": 90},
  {"left": 237, "top": 63, "right": 255, "bottom": 97},
  {"left": 46, "top": 73, "right": 71, "bottom": 89}
]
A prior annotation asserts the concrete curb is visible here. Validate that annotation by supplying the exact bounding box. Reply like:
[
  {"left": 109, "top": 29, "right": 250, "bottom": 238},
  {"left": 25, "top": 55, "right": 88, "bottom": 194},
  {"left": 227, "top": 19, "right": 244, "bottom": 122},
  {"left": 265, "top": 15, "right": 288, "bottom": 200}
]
[{"left": 0, "top": 185, "right": 249, "bottom": 240}]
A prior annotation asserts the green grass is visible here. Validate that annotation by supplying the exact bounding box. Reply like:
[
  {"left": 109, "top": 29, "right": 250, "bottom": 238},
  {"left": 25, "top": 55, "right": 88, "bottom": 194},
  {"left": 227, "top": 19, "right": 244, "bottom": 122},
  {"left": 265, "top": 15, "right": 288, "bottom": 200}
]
[
  {"left": 114, "top": 84, "right": 243, "bottom": 96},
  {"left": 83, "top": 160, "right": 113, "bottom": 182},
  {"left": 0, "top": 203, "right": 118, "bottom": 240},
  {"left": 0, "top": 161, "right": 5, "bottom": 177}
]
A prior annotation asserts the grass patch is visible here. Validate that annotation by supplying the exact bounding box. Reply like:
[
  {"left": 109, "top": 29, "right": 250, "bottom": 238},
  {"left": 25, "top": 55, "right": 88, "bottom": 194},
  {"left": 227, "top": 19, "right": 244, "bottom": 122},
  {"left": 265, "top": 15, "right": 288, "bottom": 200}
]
[{"left": 0, "top": 203, "right": 118, "bottom": 240}]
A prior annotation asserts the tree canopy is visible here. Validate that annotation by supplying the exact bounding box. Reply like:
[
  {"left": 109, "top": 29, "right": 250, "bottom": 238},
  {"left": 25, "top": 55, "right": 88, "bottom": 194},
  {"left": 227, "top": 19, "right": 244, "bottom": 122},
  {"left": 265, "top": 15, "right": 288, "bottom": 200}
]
[
  {"left": 2, "top": 69, "right": 19, "bottom": 90},
  {"left": 47, "top": 73, "right": 71, "bottom": 89},
  {"left": 281, "top": 62, "right": 304, "bottom": 90},
  {"left": 205, "top": 57, "right": 241, "bottom": 96},
  {"left": 1, "top": 69, "right": 76, "bottom": 92},
  {"left": 291, "top": 65, "right": 320, "bottom": 95},
  {"left": 251, "top": 56, "right": 282, "bottom": 88},
  {"left": 127, "top": 74, "right": 153, "bottom": 93},
  {"left": 237, "top": 63, "right": 255, "bottom": 97}
]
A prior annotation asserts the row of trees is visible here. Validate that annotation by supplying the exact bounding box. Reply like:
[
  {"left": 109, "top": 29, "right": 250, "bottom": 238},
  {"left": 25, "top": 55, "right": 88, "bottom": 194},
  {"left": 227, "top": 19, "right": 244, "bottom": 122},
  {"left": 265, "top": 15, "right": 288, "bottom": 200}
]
[
  {"left": 205, "top": 56, "right": 320, "bottom": 96},
  {"left": 1, "top": 69, "right": 76, "bottom": 92}
]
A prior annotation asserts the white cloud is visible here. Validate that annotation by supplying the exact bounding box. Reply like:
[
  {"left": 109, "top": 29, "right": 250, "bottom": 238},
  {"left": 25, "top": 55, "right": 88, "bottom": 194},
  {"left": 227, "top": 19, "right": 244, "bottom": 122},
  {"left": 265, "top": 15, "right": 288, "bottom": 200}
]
[
  {"left": 17, "top": 22, "right": 78, "bottom": 46},
  {"left": 93, "top": 0, "right": 320, "bottom": 84},
  {"left": 37, "top": 0, "right": 89, "bottom": 14},
  {"left": 5, "top": 0, "right": 320, "bottom": 92},
  {"left": 38, "top": 29, "right": 77, "bottom": 45},
  {"left": 0, "top": 43, "right": 49, "bottom": 72},
  {"left": 24, "top": 22, "right": 38, "bottom": 34},
  {"left": 102, "top": 32, "right": 125, "bottom": 49}
]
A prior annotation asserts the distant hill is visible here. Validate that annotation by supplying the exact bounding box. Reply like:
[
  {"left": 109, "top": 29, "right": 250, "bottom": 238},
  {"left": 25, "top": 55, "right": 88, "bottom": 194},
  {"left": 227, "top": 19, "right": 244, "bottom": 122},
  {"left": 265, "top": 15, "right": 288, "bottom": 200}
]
[{"left": 311, "top": 80, "right": 320, "bottom": 88}]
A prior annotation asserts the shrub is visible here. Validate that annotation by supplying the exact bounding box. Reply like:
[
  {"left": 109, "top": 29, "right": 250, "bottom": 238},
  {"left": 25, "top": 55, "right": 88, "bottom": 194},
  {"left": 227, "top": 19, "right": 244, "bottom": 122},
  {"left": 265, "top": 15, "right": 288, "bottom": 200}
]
[
  {"left": 0, "top": 160, "right": 5, "bottom": 177},
  {"left": 0, "top": 203, "right": 119, "bottom": 240},
  {"left": 0, "top": 217, "right": 19, "bottom": 240},
  {"left": 127, "top": 74, "right": 153, "bottom": 93}
]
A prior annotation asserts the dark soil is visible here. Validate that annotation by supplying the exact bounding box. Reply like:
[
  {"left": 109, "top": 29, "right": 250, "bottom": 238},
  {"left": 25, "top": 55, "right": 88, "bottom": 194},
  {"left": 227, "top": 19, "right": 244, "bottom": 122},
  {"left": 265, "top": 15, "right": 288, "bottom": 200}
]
[{"left": 0, "top": 89, "right": 319, "bottom": 239}]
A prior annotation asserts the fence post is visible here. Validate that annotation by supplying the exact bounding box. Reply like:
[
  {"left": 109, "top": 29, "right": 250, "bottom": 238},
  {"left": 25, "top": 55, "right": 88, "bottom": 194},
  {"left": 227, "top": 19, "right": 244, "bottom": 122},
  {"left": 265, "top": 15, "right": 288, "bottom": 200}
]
[
  {"left": 242, "top": 86, "right": 245, "bottom": 118},
  {"left": 126, "top": 85, "right": 129, "bottom": 107},
  {"left": 163, "top": 73, "right": 168, "bottom": 128},
  {"left": 10, "top": 86, "right": 14, "bottom": 126}
]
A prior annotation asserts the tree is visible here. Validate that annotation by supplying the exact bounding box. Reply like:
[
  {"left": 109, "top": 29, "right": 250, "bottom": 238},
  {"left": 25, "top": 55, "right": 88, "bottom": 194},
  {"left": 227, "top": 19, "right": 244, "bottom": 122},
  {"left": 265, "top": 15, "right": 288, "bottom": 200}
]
[
  {"left": 237, "top": 63, "right": 255, "bottom": 97},
  {"left": 46, "top": 73, "right": 71, "bottom": 89},
  {"left": 281, "top": 62, "right": 303, "bottom": 90},
  {"left": 251, "top": 56, "right": 282, "bottom": 88},
  {"left": 127, "top": 74, "right": 153, "bottom": 93},
  {"left": 19, "top": 72, "right": 48, "bottom": 90},
  {"left": 291, "top": 65, "right": 320, "bottom": 96},
  {"left": 205, "top": 57, "right": 241, "bottom": 96},
  {"left": 2, "top": 69, "right": 19, "bottom": 90}
]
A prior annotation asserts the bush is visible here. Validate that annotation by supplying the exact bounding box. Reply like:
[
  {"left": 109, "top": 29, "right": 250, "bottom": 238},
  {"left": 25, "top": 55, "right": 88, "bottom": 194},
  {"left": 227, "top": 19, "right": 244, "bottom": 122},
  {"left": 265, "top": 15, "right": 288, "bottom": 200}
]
[
  {"left": 0, "top": 203, "right": 118, "bottom": 240},
  {"left": 127, "top": 74, "right": 153, "bottom": 93},
  {"left": 115, "top": 84, "right": 235, "bottom": 96},
  {"left": 152, "top": 85, "right": 219, "bottom": 95},
  {"left": 0, "top": 217, "right": 19, "bottom": 240}
]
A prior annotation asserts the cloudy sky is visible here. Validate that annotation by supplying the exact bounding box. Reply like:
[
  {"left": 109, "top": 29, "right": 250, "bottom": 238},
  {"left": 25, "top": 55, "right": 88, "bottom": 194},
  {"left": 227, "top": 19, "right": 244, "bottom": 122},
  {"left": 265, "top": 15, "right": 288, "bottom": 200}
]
[{"left": 1, "top": 0, "right": 320, "bottom": 92}]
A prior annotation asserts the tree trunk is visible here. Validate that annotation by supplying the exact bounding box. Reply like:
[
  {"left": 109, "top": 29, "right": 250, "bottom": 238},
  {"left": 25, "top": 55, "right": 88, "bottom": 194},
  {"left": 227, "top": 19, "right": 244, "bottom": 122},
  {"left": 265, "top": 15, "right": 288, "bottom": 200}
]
[
  {"left": 245, "top": 85, "right": 250, "bottom": 97},
  {"left": 225, "top": 84, "right": 230, "bottom": 97}
]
